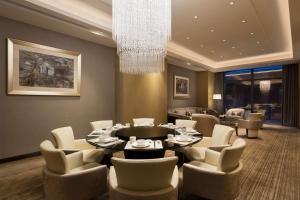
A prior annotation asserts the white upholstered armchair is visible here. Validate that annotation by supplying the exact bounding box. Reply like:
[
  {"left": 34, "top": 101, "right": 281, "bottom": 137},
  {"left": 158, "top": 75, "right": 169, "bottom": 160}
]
[
  {"left": 175, "top": 119, "right": 197, "bottom": 129},
  {"left": 184, "top": 124, "right": 234, "bottom": 161},
  {"left": 237, "top": 113, "right": 264, "bottom": 138},
  {"left": 40, "top": 140, "right": 107, "bottom": 200},
  {"left": 90, "top": 120, "right": 113, "bottom": 130},
  {"left": 51, "top": 126, "right": 104, "bottom": 163},
  {"left": 109, "top": 157, "right": 179, "bottom": 200},
  {"left": 133, "top": 118, "right": 155, "bottom": 127},
  {"left": 180, "top": 138, "right": 246, "bottom": 200}
]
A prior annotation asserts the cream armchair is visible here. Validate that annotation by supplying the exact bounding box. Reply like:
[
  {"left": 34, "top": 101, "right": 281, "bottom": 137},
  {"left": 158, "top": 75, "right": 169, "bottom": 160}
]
[
  {"left": 175, "top": 119, "right": 197, "bottom": 129},
  {"left": 40, "top": 140, "right": 107, "bottom": 200},
  {"left": 237, "top": 113, "right": 263, "bottom": 138},
  {"left": 109, "top": 157, "right": 178, "bottom": 200},
  {"left": 90, "top": 120, "right": 113, "bottom": 130},
  {"left": 51, "top": 126, "right": 104, "bottom": 163},
  {"left": 184, "top": 124, "right": 234, "bottom": 161},
  {"left": 133, "top": 118, "right": 155, "bottom": 127},
  {"left": 180, "top": 138, "right": 246, "bottom": 200},
  {"left": 191, "top": 114, "right": 220, "bottom": 137},
  {"left": 221, "top": 108, "right": 245, "bottom": 126}
]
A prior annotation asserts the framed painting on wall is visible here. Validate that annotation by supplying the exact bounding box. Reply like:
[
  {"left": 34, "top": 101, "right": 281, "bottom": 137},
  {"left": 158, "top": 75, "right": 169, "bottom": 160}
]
[
  {"left": 174, "top": 75, "right": 190, "bottom": 98},
  {"left": 7, "top": 38, "right": 81, "bottom": 96}
]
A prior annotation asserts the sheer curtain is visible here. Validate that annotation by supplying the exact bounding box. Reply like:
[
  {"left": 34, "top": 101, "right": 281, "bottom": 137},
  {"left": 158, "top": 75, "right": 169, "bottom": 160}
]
[{"left": 283, "top": 64, "right": 299, "bottom": 127}]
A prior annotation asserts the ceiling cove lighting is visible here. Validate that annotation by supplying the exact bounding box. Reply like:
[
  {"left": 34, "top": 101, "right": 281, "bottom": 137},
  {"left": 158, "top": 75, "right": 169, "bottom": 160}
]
[{"left": 112, "top": 0, "right": 171, "bottom": 74}]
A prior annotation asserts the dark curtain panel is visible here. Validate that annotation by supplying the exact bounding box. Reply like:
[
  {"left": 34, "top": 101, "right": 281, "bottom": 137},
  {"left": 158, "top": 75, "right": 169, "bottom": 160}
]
[
  {"left": 214, "top": 72, "right": 224, "bottom": 113},
  {"left": 283, "top": 64, "right": 299, "bottom": 127}
]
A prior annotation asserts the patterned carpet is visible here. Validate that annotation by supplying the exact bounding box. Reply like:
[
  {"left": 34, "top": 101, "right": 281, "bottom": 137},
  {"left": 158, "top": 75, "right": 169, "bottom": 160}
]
[{"left": 0, "top": 124, "right": 299, "bottom": 200}]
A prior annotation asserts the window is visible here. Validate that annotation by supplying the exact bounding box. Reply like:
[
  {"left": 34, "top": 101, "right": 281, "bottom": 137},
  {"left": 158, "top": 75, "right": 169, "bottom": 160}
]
[{"left": 224, "top": 66, "right": 283, "bottom": 124}]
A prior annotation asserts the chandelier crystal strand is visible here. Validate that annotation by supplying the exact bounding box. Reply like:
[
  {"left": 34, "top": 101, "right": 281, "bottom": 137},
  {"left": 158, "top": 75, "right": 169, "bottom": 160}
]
[
  {"left": 112, "top": 0, "right": 171, "bottom": 74},
  {"left": 259, "top": 80, "right": 271, "bottom": 93}
]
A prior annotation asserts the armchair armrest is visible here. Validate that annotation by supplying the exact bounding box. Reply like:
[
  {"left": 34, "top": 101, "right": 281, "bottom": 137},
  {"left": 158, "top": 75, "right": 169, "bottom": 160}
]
[
  {"left": 75, "top": 139, "right": 96, "bottom": 150},
  {"left": 208, "top": 144, "right": 231, "bottom": 152},
  {"left": 65, "top": 151, "right": 84, "bottom": 171},
  {"left": 170, "top": 166, "right": 179, "bottom": 188},
  {"left": 204, "top": 149, "right": 220, "bottom": 166},
  {"left": 63, "top": 149, "right": 79, "bottom": 155}
]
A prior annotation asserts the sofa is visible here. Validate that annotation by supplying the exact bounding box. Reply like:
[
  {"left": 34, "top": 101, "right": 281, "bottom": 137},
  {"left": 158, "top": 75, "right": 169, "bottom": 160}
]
[{"left": 168, "top": 107, "right": 219, "bottom": 123}]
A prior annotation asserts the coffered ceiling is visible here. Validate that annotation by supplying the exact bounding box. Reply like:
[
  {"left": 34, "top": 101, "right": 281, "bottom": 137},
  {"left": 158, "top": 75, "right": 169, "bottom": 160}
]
[{"left": 0, "top": 0, "right": 297, "bottom": 72}]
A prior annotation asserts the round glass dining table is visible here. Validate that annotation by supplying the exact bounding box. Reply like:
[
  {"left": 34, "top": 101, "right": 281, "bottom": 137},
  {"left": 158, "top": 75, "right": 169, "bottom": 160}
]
[{"left": 86, "top": 126, "right": 202, "bottom": 159}]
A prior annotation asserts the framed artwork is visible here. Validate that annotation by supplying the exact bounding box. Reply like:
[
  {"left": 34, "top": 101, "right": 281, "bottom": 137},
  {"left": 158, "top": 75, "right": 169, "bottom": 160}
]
[
  {"left": 7, "top": 38, "right": 81, "bottom": 96},
  {"left": 174, "top": 75, "right": 190, "bottom": 98}
]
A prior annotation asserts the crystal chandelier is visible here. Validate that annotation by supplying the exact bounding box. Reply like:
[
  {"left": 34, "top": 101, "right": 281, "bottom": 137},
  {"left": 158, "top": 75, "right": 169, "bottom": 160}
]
[
  {"left": 259, "top": 80, "right": 271, "bottom": 93},
  {"left": 112, "top": 0, "right": 171, "bottom": 74}
]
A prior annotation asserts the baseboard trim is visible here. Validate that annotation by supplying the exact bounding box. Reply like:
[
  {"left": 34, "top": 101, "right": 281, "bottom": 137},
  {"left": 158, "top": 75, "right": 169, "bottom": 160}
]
[{"left": 0, "top": 152, "right": 41, "bottom": 164}]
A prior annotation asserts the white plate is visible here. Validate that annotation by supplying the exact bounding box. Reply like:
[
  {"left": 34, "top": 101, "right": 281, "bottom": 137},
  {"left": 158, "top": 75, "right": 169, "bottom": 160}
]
[
  {"left": 132, "top": 141, "right": 150, "bottom": 148},
  {"left": 175, "top": 136, "right": 193, "bottom": 142}
]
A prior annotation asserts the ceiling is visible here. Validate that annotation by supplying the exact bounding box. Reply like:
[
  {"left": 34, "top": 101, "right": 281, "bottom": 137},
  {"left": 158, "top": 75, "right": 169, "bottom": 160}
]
[{"left": 0, "top": 0, "right": 298, "bottom": 72}]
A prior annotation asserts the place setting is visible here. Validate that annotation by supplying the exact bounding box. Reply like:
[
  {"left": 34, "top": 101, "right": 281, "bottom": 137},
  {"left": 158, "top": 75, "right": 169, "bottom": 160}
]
[
  {"left": 88, "top": 131, "right": 124, "bottom": 148},
  {"left": 165, "top": 132, "right": 201, "bottom": 146},
  {"left": 125, "top": 136, "right": 163, "bottom": 150}
]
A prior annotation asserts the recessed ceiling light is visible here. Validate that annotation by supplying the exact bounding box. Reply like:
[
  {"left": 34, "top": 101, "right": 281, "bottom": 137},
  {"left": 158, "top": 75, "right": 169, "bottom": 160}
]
[
  {"left": 250, "top": 32, "right": 254, "bottom": 35},
  {"left": 229, "top": 1, "right": 234, "bottom": 5},
  {"left": 194, "top": 16, "right": 198, "bottom": 19},
  {"left": 231, "top": 46, "right": 236, "bottom": 49},
  {"left": 91, "top": 30, "right": 105, "bottom": 36},
  {"left": 257, "top": 41, "right": 260, "bottom": 44},
  {"left": 186, "top": 62, "right": 191, "bottom": 66},
  {"left": 186, "top": 37, "right": 190, "bottom": 40},
  {"left": 222, "top": 39, "right": 227, "bottom": 42},
  {"left": 220, "top": 55, "right": 224, "bottom": 58},
  {"left": 210, "top": 29, "right": 214, "bottom": 33},
  {"left": 242, "top": 19, "right": 247, "bottom": 23}
]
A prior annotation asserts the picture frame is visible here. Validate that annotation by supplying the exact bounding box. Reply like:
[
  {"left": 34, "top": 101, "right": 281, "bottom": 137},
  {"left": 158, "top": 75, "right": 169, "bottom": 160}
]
[
  {"left": 7, "top": 38, "right": 81, "bottom": 96},
  {"left": 174, "top": 75, "right": 190, "bottom": 98}
]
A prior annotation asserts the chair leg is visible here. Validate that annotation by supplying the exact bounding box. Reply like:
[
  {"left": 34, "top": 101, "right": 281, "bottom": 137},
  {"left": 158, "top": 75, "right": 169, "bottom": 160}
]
[
  {"left": 235, "top": 126, "right": 238, "bottom": 136},
  {"left": 246, "top": 129, "right": 248, "bottom": 137}
]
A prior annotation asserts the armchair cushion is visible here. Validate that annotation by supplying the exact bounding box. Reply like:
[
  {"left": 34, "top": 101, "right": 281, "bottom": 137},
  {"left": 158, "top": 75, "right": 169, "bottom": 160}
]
[
  {"left": 191, "top": 137, "right": 212, "bottom": 147},
  {"left": 65, "top": 151, "right": 84, "bottom": 171},
  {"left": 183, "top": 147, "right": 206, "bottom": 161},
  {"left": 74, "top": 139, "right": 96, "bottom": 150}
]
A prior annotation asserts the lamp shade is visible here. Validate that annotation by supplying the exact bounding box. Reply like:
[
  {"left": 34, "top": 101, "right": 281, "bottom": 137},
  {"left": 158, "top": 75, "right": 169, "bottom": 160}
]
[{"left": 213, "top": 94, "right": 222, "bottom": 100}]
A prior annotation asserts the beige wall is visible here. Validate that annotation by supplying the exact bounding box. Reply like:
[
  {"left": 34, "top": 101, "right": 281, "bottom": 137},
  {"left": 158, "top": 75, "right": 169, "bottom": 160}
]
[
  {"left": 0, "top": 17, "right": 116, "bottom": 159},
  {"left": 196, "top": 71, "right": 215, "bottom": 109},
  {"left": 116, "top": 65, "right": 168, "bottom": 124}
]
